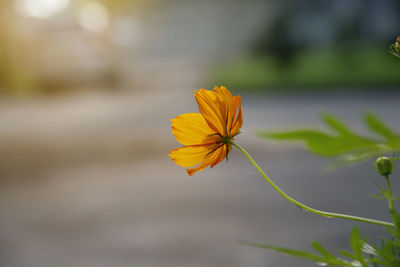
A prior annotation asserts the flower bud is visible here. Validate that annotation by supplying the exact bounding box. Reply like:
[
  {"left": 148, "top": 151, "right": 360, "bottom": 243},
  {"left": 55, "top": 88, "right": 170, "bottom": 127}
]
[{"left": 375, "top": 156, "right": 393, "bottom": 176}]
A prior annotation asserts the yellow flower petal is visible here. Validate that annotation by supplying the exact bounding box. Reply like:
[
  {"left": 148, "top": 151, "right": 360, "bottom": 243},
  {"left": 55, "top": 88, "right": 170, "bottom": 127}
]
[
  {"left": 169, "top": 144, "right": 212, "bottom": 168},
  {"left": 210, "top": 144, "right": 227, "bottom": 168},
  {"left": 214, "top": 86, "right": 239, "bottom": 136},
  {"left": 171, "top": 113, "right": 214, "bottom": 146},
  {"left": 195, "top": 89, "right": 226, "bottom": 134},
  {"left": 186, "top": 144, "right": 226, "bottom": 176},
  {"left": 231, "top": 95, "right": 243, "bottom": 135}
]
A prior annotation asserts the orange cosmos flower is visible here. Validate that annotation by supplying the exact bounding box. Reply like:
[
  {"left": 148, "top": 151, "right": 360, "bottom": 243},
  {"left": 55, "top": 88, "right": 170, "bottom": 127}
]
[{"left": 169, "top": 86, "right": 243, "bottom": 175}]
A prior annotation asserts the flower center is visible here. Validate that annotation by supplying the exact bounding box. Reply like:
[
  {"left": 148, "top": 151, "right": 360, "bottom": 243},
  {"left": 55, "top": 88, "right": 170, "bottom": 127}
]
[
  {"left": 222, "top": 135, "right": 233, "bottom": 144},
  {"left": 209, "top": 131, "right": 240, "bottom": 145}
]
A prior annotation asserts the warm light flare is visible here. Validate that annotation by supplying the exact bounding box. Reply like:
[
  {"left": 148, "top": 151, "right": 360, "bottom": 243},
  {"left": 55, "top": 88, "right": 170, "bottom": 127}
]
[{"left": 14, "top": 0, "right": 69, "bottom": 19}]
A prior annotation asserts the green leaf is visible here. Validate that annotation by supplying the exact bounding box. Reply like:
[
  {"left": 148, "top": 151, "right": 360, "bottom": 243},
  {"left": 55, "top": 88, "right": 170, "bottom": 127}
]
[
  {"left": 260, "top": 129, "right": 377, "bottom": 157},
  {"left": 365, "top": 113, "right": 399, "bottom": 141},
  {"left": 242, "top": 240, "right": 352, "bottom": 266},
  {"left": 372, "top": 240, "right": 400, "bottom": 266},
  {"left": 242, "top": 241, "right": 324, "bottom": 262},
  {"left": 338, "top": 250, "right": 356, "bottom": 260},
  {"left": 349, "top": 227, "right": 368, "bottom": 267},
  {"left": 261, "top": 130, "right": 341, "bottom": 156},
  {"left": 258, "top": 113, "right": 400, "bottom": 165},
  {"left": 309, "top": 241, "right": 351, "bottom": 266},
  {"left": 322, "top": 113, "right": 352, "bottom": 136},
  {"left": 350, "top": 227, "right": 363, "bottom": 258},
  {"left": 311, "top": 241, "right": 337, "bottom": 261}
]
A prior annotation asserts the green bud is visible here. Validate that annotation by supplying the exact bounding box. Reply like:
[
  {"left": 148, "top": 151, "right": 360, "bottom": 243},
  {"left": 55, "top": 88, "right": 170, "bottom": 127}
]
[{"left": 375, "top": 156, "right": 393, "bottom": 176}]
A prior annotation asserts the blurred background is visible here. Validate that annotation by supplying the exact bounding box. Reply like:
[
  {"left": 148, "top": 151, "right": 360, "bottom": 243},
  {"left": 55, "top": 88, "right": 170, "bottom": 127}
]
[{"left": 0, "top": 0, "right": 399, "bottom": 266}]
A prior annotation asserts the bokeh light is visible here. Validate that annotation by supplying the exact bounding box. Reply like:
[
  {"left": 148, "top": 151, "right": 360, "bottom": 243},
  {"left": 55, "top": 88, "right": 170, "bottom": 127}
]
[
  {"left": 14, "top": 0, "right": 69, "bottom": 19},
  {"left": 78, "top": 1, "right": 109, "bottom": 33}
]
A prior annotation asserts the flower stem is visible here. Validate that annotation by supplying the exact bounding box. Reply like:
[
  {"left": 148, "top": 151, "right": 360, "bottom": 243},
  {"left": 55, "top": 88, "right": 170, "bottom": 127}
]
[
  {"left": 385, "top": 175, "right": 396, "bottom": 219},
  {"left": 231, "top": 142, "right": 394, "bottom": 228}
]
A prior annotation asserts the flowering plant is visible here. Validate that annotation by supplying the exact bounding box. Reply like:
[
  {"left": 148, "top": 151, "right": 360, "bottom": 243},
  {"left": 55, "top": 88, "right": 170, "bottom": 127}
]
[{"left": 169, "top": 85, "right": 400, "bottom": 266}]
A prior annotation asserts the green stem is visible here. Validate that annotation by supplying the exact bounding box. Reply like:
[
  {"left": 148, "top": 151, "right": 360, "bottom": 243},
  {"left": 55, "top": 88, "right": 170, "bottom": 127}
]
[
  {"left": 385, "top": 175, "right": 396, "bottom": 218},
  {"left": 231, "top": 142, "right": 394, "bottom": 228}
]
